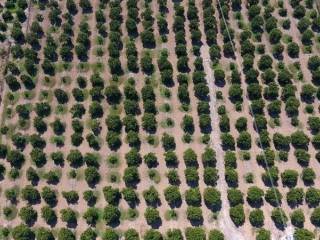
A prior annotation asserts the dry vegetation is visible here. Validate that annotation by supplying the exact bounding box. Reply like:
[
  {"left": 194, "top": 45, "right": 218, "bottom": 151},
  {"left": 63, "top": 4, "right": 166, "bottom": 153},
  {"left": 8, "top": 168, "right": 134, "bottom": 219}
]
[{"left": 0, "top": 0, "right": 320, "bottom": 240}]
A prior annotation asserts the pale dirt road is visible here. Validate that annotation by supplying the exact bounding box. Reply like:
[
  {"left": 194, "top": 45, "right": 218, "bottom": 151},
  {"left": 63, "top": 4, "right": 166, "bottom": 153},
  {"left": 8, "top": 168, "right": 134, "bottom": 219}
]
[{"left": 200, "top": 46, "right": 246, "bottom": 240}]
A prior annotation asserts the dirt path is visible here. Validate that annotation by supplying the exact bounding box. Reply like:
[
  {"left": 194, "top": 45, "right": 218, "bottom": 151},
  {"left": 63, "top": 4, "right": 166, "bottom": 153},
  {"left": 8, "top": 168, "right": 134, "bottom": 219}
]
[
  {"left": 200, "top": 49, "right": 246, "bottom": 240},
  {"left": 196, "top": 1, "right": 246, "bottom": 239}
]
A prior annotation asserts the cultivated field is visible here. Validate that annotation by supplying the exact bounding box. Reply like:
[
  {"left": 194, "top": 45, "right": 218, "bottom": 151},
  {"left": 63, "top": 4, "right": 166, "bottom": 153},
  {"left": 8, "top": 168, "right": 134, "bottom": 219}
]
[{"left": 0, "top": 0, "right": 320, "bottom": 240}]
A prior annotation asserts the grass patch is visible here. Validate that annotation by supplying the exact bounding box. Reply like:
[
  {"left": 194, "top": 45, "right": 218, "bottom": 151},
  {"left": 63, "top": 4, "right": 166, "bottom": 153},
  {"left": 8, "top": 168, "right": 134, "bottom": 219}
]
[
  {"left": 18, "top": 119, "right": 30, "bottom": 131},
  {"left": 145, "top": 135, "right": 159, "bottom": 147},
  {"left": 149, "top": 74, "right": 159, "bottom": 88},
  {"left": 244, "top": 172, "right": 254, "bottom": 183},
  {"left": 61, "top": 76, "right": 72, "bottom": 86},
  {"left": 108, "top": 171, "right": 121, "bottom": 183},
  {"left": 288, "top": 62, "right": 303, "bottom": 81},
  {"left": 182, "top": 133, "right": 193, "bottom": 143},
  {"left": 4, "top": 124, "right": 16, "bottom": 139},
  {"left": 160, "top": 86, "right": 171, "bottom": 99},
  {"left": 77, "top": 62, "right": 90, "bottom": 73},
  {"left": 201, "top": 134, "right": 211, "bottom": 145},
  {"left": 179, "top": 104, "right": 190, "bottom": 112},
  {"left": 303, "top": 45, "right": 312, "bottom": 54},
  {"left": 96, "top": 36, "right": 105, "bottom": 45},
  {"left": 160, "top": 117, "right": 175, "bottom": 128},
  {"left": 159, "top": 103, "right": 172, "bottom": 113},
  {"left": 22, "top": 90, "right": 36, "bottom": 100},
  {"left": 42, "top": 76, "right": 56, "bottom": 88},
  {"left": 208, "top": 212, "right": 219, "bottom": 222},
  {"left": 55, "top": 62, "right": 72, "bottom": 72},
  {"left": 91, "top": 62, "right": 105, "bottom": 73},
  {"left": 165, "top": 209, "right": 178, "bottom": 221},
  {"left": 305, "top": 104, "right": 314, "bottom": 114},
  {"left": 269, "top": 118, "right": 281, "bottom": 128},
  {"left": 121, "top": 208, "right": 139, "bottom": 221},
  {"left": 316, "top": 43, "right": 320, "bottom": 53},
  {"left": 39, "top": 90, "right": 53, "bottom": 101},
  {"left": 50, "top": 135, "right": 65, "bottom": 147},
  {"left": 41, "top": 168, "right": 62, "bottom": 183},
  {"left": 94, "top": 47, "right": 105, "bottom": 57},
  {"left": 3, "top": 205, "right": 17, "bottom": 220},
  {"left": 148, "top": 169, "right": 161, "bottom": 183},
  {"left": 0, "top": 227, "right": 11, "bottom": 240},
  {"left": 109, "top": 104, "right": 122, "bottom": 115},
  {"left": 282, "top": 34, "right": 292, "bottom": 44},
  {"left": 106, "top": 154, "right": 121, "bottom": 168},
  {"left": 5, "top": 92, "right": 20, "bottom": 106},
  {"left": 4, "top": 107, "right": 14, "bottom": 120},
  {"left": 239, "top": 151, "right": 251, "bottom": 161},
  {"left": 55, "top": 104, "right": 68, "bottom": 115}
]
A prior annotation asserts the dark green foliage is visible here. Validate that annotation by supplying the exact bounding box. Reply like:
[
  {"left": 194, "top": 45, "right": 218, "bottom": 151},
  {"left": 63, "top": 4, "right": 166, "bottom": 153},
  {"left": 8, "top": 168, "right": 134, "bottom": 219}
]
[
  {"left": 307, "top": 188, "right": 320, "bottom": 207},
  {"left": 281, "top": 169, "right": 298, "bottom": 188},
  {"left": 12, "top": 224, "right": 35, "bottom": 240},
  {"left": 271, "top": 208, "right": 288, "bottom": 229},
  {"left": 83, "top": 208, "right": 99, "bottom": 226},
  {"left": 21, "top": 185, "right": 40, "bottom": 204},
  {"left": 286, "top": 188, "right": 304, "bottom": 207},
  {"left": 294, "top": 228, "right": 314, "bottom": 240},
  {"left": 249, "top": 209, "right": 264, "bottom": 227},
  {"left": 185, "top": 228, "right": 205, "bottom": 240},
  {"left": 103, "top": 186, "right": 121, "bottom": 205},
  {"left": 144, "top": 230, "right": 162, "bottom": 240},
  {"left": 247, "top": 186, "right": 264, "bottom": 207},
  {"left": 19, "top": 206, "right": 37, "bottom": 225},
  {"left": 265, "top": 187, "right": 282, "bottom": 207},
  {"left": 103, "top": 205, "right": 120, "bottom": 225},
  {"left": 227, "top": 188, "right": 244, "bottom": 206},
  {"left": 7, "top": 149, "right": 25, "bottom": 168},
  {"left": 290, "top": 209, "right": 305, "bottom": 228},
  {"left": 144, "top": 207, "right": 160, "bottom": 226},
  {"left": 185, "top": 188, "right": 201, "bottom": 206},
  {"left": 58, "top": 228, "right": 75, "bottom": 240},
  {"left": 229, "top": 204, "right": 245, "bottom": 226},
  {"left": 41, "top": 206, "right": 57, "bottom": 225}
]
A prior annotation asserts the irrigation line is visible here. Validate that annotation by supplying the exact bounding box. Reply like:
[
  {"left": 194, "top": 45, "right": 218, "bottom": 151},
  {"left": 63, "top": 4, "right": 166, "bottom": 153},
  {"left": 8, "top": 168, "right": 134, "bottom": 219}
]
[
  {"left": 315, "top": 0, "right": 320, "bottom": 14},
  {"left": 25, "top": 0, "right": 32, "bottom": 34},
  {"left": 215, "top": 0, "right": 291, "bottom": 234}
]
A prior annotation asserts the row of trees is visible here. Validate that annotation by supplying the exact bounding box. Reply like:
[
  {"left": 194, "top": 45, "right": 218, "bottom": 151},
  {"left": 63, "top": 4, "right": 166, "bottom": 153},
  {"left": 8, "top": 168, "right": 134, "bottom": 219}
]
[
  {"left": 5, "top": 224, "right": 226, "bottom": 240},
  {"left": 125, "top": 0, "right": 139, "bottom": 72}
]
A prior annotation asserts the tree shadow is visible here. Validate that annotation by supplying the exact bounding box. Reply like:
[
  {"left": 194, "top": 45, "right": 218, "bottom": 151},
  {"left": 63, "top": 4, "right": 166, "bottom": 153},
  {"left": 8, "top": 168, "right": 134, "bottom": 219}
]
[
  {"left": 28, "top": 197, "right": 41, "bottom": 205},
  {"left": 200, "top": 125, "right": 212, "bottom": 135},
  {"left": 248, "top": 200, "right": 264, "bottom": 209},
  {"left": 186, "top": 180, "right": 199, "bottom": 188},
  {"left": 128, "top": 198, "right": 140, "bottom": 209},
  {"left": 128, "top": 31, "right": 139, "bottom": 39},
  {"left": 168, "top": 199, "right": 182, "bottom": 209},
  {"left": 205, "top": 203, "right": 222, "bottom": 212},
  {"left": 226, "top": 181, "right": 238, "bottom": 188},
  {"left": 67, "top": 220, "right": 78, "bottom": 229},
  {"left": 26, "top": 218, "right": 37, "bottom": 227},
  {"left": 47, "top": 217, "right": 57, "bottom": 227},
  {"left": 30, "top": 178, "right": 39, "bottom": 186},
  {"left": 109, "top": 219, "right": 120, "bottom": 228},
  {"left": 146, "top": 199, "right": 161, "bottom": 208},
  {"left": 190, "top": 218, "right": 203, "bottom": 226},
  {"left": 262, "top": 178, "right": 278, "bottom": 188},
  {"left": 274, "top": 222, "right": 286, "bottom": 231},
  {"left": 149, "top": 218, "right": 162, "bottom": 229}
]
